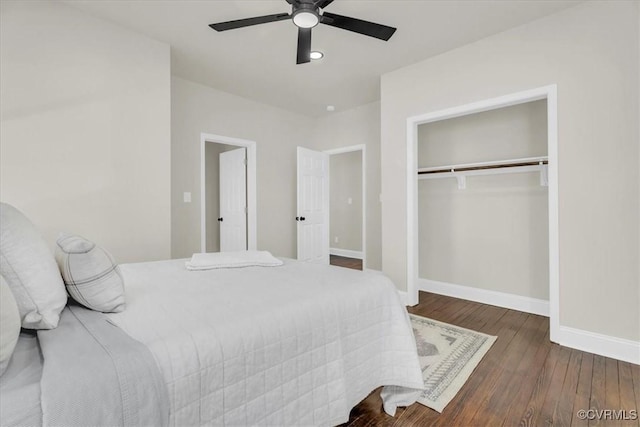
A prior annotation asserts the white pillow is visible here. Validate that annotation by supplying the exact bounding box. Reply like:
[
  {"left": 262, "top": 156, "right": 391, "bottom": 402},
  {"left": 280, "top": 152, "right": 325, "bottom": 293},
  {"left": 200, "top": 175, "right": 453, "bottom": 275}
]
[
  {"left": 0, "top": 275, "right": 21, "bottom": 376},
  {"left": 55, "top": 234, "right": 125, "bottom": 313},
  {"left": 0, "top": 203, "right": 67, "bottom": 329}
]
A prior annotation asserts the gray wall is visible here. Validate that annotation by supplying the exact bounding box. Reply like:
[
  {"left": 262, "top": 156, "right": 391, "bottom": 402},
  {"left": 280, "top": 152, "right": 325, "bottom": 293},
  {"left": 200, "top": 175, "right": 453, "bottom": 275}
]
[
  {"left": 171, "top": 76, "right": 314, "bottom": 259},
  {"left": 418, "top": 100, "right": 548, "bottom": 300},
  {"left": 381, "top": 1, "right": 639, "bottom": 341},
  {"left": 330, "top": 151, "right": 362, "bottom": 252},
  {"left": 0, "top": 0, "right": 171, "bottom": 263}
]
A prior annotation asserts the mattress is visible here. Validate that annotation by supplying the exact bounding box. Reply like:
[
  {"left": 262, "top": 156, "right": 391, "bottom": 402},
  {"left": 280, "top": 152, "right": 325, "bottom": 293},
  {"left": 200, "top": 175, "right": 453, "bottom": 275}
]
[{"left": 108, "top": 258, "right": 424, "bottom": 426}]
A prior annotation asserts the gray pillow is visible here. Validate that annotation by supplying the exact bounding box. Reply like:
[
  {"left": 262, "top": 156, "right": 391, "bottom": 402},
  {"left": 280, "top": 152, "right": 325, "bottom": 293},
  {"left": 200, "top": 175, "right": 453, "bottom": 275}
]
[
  {"left": 0, "top": 203, "right": 67, "bottom": 329},
  {"left": 0, "top": 275, "right": 21, "bottom": 376},
  {"left": 55, "top": 234, "right": 125, "bottom": 313}
]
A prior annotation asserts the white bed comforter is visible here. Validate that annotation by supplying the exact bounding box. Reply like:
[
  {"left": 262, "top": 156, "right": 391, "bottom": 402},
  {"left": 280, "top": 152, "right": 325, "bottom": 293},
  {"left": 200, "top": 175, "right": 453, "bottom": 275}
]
[{"left": 108, "top": 258, "right": 423, "bottom": 427}]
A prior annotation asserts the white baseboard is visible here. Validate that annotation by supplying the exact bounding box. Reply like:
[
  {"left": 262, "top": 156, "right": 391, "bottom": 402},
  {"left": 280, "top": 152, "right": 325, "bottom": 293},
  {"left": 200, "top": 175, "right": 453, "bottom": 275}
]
[
  {"left": 330, "top": 248, "right": 363, "bottom": 259},
  {"left": 557, "top": 326, "right": 640, "bottom": 365},
  {"left": 418, "top": 278, "right": 550, "bottom": 317}
]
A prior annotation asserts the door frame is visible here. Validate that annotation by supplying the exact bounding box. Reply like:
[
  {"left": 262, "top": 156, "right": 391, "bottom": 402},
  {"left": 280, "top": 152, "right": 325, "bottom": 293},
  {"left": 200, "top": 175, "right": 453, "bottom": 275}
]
[
  {"left": 324, "top": 144, "right": 367, "bottom": 270},
  {"left": 405, "top": 84, "right": 559, "bottom": 342},
  {"left": 200, "top": 132, "right": 257, "bottom": 252}
]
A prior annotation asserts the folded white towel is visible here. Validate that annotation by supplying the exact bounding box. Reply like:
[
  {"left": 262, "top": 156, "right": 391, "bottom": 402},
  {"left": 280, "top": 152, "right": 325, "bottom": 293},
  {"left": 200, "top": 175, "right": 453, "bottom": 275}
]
[{"left": 185, "top": 251, "right": 283, "bottom": 271}]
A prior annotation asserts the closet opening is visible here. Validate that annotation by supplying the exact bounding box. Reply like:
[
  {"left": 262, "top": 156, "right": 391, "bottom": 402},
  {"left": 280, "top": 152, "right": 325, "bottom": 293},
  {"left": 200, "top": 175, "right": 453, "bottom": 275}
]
[{"left": 406, "top": 85, "right": 559, "bottom": 342}]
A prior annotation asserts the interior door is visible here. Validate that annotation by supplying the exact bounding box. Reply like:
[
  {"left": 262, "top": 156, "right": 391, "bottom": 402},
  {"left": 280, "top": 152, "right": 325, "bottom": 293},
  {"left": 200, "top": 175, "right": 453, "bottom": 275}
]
[
  {"left": 296, "top": 147, "right": 329, "bottom": 263},
  {"left": 219, "top": 147, "right": 247, "bottom": 252}
]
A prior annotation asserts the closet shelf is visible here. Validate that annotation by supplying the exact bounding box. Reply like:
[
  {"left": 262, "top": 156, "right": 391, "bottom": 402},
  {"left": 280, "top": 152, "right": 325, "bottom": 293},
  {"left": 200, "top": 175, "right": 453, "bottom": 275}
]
[{"left": 417, "top": 156, "right": 548, "bottom": 189}]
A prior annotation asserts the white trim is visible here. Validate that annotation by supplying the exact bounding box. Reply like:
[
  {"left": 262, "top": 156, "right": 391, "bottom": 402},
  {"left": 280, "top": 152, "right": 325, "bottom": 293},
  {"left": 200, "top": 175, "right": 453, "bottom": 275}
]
[
  {"left": 325, "top": 144, "right": 367, "bottom": 270},
  {"left": 406, "top": 84, "right": 559, "bottom": 339},
  {"left": 200, "top": 133, "right": 257, "bottom": 253},
  {"left": 324, "top": 145, "right": 364, "bottom": 156},
  {"left": 557, "top": 326, "right": 640, "bottom": 365},
  {"left": 418, "top": 278, "right": 550, "bottom": 317},
  {"left": 329, "top": 248, "right": 364, "bottom": 259}
]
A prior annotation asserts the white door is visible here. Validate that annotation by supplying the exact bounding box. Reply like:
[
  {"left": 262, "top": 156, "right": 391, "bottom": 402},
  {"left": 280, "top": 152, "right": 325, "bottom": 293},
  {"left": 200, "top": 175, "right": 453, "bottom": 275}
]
[
  {"left": 219, "top": 147, "right": 247, "bottom": 252},
  {"left": 296, "top": 147, "right": 329, "bottom": 263}
]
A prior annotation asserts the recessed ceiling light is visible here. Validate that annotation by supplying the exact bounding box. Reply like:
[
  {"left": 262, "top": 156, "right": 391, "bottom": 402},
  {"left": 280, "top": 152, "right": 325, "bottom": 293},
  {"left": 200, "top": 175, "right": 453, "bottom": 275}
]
[{"left": 310, "top": 51, "right": 324, "bottom": 60}]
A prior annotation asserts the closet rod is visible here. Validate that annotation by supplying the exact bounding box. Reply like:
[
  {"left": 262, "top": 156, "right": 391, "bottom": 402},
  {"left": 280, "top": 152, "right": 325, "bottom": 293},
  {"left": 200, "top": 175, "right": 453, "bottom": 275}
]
[{"left": 418, "top": 159, "right": 548, "bottom": 175}]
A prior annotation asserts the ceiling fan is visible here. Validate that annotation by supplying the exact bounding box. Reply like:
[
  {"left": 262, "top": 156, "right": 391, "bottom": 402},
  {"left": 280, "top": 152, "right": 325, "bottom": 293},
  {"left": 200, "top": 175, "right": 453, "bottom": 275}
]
[{"left": 209, "top": 0, "right": 396, "bottom": 65}]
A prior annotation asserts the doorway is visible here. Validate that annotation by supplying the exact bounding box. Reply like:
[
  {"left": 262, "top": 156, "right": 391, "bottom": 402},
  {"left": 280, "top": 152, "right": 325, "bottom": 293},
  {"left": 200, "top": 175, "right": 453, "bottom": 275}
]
[
  {"left": 200, "top": 133, "right": 257, "bottom": 253},
  {"left": 295, "top": 144, "right": 367, "bottom": 269},
  {"left": 327, "top": 147, "right": 365, "bottom": 271}
]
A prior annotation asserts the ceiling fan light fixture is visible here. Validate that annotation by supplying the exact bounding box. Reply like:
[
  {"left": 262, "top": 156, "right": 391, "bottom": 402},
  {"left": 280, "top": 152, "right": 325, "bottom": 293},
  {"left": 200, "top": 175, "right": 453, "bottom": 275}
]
[
  {"left": 310, "top": 51, "right": 323, "bottom": 60},
  {"left": 292, "top": 9, "right": 319, "bottom": 28}
]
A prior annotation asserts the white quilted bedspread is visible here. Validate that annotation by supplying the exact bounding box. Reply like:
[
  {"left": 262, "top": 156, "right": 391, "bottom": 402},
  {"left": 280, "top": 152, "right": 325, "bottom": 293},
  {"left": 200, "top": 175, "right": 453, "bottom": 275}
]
[{"left": 108, "top": 258, "right": 423, "bottom": 427}]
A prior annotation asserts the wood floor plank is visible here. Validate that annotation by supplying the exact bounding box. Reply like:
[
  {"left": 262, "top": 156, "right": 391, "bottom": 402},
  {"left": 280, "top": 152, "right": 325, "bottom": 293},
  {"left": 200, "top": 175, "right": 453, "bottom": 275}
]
[
  {"left": 571, "top": 352, "right": 594, "bottom": 427},
  {"left": 618, "top": 362, "right": 640, "bottom": 426},
  {"left": 554, "top": 349, "right": 583, "bottom": 426},
  {"left": 479, "top": 314, "right": 549, "bottom": 426},
  {"left": 497, "top": 316, "right": 551, "bottom": 426},
  {"left": 536, "top": 345, "right": 572, "bottom": 425},
  {"left": 413, "top": 293, "right": 454, "bottom": 314},
  {"left": 589, "top": 355, "right": 606, "bottom": 427},
  {"left": 516, "top": 340, "right": 564, "bottom": 427},
  {"left": 605, "top": 358, "right": 622, "bottom": 427},
  {"left": 632, "top": 363, "right": 640, "bottom": 411},
  {"left": 329, "top": 255, "right": 362, "bottom": 271}
]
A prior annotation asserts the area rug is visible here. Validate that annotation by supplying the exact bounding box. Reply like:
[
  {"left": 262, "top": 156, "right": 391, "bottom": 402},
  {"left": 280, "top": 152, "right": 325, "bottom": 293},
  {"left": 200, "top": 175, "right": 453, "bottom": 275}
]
[{"left": 410, "top": 314, "right": 497, "bottom": 412}]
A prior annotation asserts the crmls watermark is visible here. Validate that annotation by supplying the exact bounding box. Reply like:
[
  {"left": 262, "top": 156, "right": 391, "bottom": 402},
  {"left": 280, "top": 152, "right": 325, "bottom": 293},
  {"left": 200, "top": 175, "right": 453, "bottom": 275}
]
[{"left": 576, "top": 409, "right": 638, "bottom": 421}]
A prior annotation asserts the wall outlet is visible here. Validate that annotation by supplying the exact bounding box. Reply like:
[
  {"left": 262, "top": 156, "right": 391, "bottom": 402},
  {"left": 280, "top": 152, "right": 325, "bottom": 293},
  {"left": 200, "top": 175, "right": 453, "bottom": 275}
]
[
  {"left": 334, "top": 236, "right": 339, "bottom": 243},
  {"left": 183, "top": 192, "right": 191, "bottom": 203}
]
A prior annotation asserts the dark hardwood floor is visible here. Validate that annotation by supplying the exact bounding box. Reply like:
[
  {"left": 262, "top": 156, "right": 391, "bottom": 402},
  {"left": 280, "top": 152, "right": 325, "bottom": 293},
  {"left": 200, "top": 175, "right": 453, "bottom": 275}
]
[
  {"left": 343, "top": 292, "right": 640, "bottom": 427},
  {"left": 330, "top": 255, "right": 363, "bottom": 271}
]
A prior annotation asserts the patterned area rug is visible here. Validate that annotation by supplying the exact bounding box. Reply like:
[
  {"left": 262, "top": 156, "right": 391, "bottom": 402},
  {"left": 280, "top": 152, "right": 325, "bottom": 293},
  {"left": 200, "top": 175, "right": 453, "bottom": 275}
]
[{"left": 410, "top": 314, "right": 497, "bottom": 413}]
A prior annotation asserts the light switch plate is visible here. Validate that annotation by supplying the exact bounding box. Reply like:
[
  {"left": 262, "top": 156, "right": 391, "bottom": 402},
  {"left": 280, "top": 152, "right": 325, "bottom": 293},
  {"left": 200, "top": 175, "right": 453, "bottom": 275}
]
[{"left": 183, "top": 192, "right": 191, "bottom": 203}]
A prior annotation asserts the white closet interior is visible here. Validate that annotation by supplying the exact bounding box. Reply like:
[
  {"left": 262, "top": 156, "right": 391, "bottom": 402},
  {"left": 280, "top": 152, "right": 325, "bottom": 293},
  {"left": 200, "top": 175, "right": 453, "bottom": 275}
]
[{"left": 417, "top": 99, "right": 550, "bottom": 305}]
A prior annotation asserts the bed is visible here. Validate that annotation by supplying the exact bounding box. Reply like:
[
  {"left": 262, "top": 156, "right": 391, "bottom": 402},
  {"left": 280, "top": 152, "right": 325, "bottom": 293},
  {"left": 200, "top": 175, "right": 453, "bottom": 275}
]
[{"left": 0, "top": 203, "right": 424, "bottom": 427}]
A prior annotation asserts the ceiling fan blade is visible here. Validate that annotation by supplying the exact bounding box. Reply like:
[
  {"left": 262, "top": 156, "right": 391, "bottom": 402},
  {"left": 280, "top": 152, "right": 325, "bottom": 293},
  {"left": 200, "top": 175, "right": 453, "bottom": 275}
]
[
  {"left": 313, "top": 0, "right": 335, "bottom": 9},
  {"left": 296, "top": 27, "right": 312, "bottom": 64},
  {"left": 321, "top": 12, "right": 396, "bottom": 41},
  {"left": 209, "top": 13, "right": 290, "bottom": 32}
]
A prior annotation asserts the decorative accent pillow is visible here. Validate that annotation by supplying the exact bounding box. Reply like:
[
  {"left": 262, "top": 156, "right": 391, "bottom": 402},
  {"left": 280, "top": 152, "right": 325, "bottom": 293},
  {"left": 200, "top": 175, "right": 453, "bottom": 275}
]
[
  {"left": 0, "top": 203, "right": 67, "bottom": 329},
  {"left": 0, "top": 275, "right": 21, "bottom": 376},
  {"left": 55, "top": 234, "right": 125, "bottom": 313}
]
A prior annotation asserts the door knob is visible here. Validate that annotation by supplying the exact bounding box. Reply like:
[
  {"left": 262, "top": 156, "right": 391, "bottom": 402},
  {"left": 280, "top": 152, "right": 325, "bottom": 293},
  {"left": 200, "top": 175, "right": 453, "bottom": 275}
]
[
  {"left": 217, "top": 217, "right": 223, "bottom": 222},
  {"left": 300, "top": 217, "right": 306, "bottom": 221}
]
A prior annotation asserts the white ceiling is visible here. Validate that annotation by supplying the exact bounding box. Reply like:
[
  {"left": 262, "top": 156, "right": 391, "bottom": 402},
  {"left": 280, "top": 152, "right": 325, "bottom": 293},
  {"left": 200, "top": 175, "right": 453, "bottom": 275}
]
[{"left": 65, "top": 0, "right": 581, "bottom": 117}]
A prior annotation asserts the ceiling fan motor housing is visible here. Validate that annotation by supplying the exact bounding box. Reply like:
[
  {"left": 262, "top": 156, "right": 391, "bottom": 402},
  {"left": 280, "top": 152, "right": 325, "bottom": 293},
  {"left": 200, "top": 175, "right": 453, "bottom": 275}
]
[{"left": 291, "top": 3, "right": 320, "bottom": 28}]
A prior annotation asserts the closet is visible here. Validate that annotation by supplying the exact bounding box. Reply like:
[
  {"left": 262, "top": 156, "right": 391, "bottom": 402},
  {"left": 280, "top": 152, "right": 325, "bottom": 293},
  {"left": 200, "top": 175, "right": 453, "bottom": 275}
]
[{"left": 417, "top": 100, "right": 549, "bottom": 306}]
